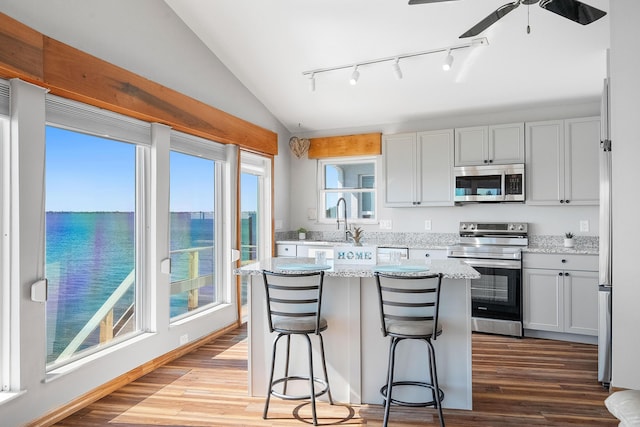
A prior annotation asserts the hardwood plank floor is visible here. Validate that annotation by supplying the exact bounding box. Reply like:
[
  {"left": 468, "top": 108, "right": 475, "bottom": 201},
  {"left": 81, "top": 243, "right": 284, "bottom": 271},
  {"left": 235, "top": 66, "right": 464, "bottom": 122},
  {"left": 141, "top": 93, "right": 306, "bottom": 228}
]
[{"left": 55, "top": 325, "right": 617, "bottom": 426}]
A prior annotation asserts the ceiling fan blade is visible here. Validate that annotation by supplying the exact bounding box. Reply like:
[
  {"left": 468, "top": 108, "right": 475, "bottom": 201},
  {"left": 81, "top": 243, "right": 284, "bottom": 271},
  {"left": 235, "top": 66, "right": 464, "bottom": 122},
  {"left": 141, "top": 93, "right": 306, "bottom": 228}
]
[
  {"left": 459, "top": 1, "right": 521, "bottom": 38},
  {"left": 539, "top": 0, "right": 606, "bottom": 25},
  {"left": 408, "top": 0, "right": 459, "bottom": 4}
]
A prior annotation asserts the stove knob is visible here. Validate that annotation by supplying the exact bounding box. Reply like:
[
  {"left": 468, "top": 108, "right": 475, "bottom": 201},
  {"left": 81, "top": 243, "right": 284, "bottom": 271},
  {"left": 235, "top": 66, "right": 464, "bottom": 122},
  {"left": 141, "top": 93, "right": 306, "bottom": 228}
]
[
  {"left": 518, "top": 224, "right": 524, "bottom": 231},
  {"left": 461, "top": 224, "right": 467, "bottom": 230},
  {"left": 469, "top": 224, "right": 475, "bottom": 230},
  {"left": 509, "top": 224, "right": 515, "bottom": 231}
]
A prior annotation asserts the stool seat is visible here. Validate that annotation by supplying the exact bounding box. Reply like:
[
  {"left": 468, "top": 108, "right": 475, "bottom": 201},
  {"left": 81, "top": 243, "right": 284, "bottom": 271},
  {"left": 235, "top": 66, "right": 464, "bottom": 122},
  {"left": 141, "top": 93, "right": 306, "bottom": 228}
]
[
  {"left": 262, "top": 270, "right": 333, "bottom": 426},
  {"left": 386, "top": 319, "right": 442, "bottom": 337},
  {"left": 272, "top": 315, "right": 328, "bottom": 333}
]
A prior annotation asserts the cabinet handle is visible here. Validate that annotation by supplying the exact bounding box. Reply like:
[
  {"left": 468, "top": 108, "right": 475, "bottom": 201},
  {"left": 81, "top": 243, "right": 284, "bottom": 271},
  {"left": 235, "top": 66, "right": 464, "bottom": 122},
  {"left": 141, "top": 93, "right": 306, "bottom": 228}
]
[
  {"left": 488, "top": 159, "right": 493, "bottom": 163},
  {"left": 558, "top": 272, "right": 563, "bottom": 276},
  {"left": 483, "top": 159, "right": 488, "bottom": 164},
  {"left": 564, "top": 272, "right": 569, "bottom": 276},
  {"left": 425, "top": 253, "right": 430, "bottom": 258},
  {"left": 560, "top": 200, "right": 565, "bottom": 204},
  {"left": 565, "top": 200, "right": 570, "bottom": 204},
  {"left": 561, "top": 259, "right": 567, "bottom": 263}
]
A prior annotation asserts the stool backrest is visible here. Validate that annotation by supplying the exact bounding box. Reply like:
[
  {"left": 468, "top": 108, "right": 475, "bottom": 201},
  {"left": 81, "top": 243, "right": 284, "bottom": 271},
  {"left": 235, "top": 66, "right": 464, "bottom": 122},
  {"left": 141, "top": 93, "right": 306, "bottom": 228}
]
[
  {"left": 374, "top": 272, "right": 444, "bottom": 340},
  {"left": 262, "top": 270, "right": 325, "bottom": 334}
]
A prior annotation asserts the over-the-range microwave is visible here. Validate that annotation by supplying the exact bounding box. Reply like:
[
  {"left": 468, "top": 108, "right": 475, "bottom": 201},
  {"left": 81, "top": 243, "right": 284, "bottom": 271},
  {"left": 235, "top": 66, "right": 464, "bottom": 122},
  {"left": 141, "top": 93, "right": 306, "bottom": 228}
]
[{"left": 454, "top": 164, "right": 525, "bottom": 203}]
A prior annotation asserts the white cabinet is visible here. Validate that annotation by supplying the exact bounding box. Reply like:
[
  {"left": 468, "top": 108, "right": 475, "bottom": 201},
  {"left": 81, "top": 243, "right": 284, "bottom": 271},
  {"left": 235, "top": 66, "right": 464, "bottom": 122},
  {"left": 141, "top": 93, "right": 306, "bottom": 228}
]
[
  {"left": 523, "top": 253, "right": 598, "bottom": 336},
  {"left": 295, "top": 244, "right": 334, "bottom": 259},
  {"left": 409, "top": 248, "right": 447, "bottom": 261},
  {"left": 526, "top": 117, "right": 600, "bottom": 205},
  {"left": 454, "top": 123, "right": 525, "bottom": 166},
  {"left": 383, "top": 129, "right": 454, "bottom": 207},
  {"left": 276, "top": 244, "right": 296, "bottom": 257}
]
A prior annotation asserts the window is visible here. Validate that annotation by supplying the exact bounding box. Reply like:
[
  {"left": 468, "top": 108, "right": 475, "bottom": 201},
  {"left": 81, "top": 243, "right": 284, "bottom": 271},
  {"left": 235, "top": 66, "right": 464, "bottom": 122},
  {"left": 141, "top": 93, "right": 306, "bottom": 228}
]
[
  {"left": 45, "top": 95, "right": 151, "bottom": 369},
  {"left": 318, "top": 157, "right": 377, "bottom": 223},
  {"left": 169, "top": 131, "right": 226, "bottom": 322},
  {"left": 45, "top": 127, "right": 142, "bottom": 366}
]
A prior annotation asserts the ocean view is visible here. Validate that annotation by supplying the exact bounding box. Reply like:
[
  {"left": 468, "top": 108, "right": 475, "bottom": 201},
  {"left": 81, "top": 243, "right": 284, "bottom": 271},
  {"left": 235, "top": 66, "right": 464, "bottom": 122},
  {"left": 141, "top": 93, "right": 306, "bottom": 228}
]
[{"left": 45, "top": 211, "right": 218, "bottom": 363}]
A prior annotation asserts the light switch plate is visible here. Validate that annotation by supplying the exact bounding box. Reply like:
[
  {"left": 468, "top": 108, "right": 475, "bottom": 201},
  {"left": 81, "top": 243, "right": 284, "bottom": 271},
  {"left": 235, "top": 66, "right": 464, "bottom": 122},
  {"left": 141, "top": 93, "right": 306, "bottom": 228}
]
[
  {"left": 580, "top": 220, "right": 589, "bottom": 232},
  {"left": 275, "top": 219, "right": 283, "bottom": 230},
  {"left": 307, "top": 208, "right": 317, "bottom": 220},
  {"left": 425, "top": 220, "right": 432, "bottom": 231}
]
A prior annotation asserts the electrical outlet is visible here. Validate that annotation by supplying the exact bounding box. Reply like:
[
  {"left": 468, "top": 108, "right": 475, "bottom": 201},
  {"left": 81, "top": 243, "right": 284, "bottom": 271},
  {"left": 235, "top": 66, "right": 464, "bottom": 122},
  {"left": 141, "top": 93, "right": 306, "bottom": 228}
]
[
  {"left": 580, "top": 220, "right": 589, "bottom": 232},
  {"left": 424, "top": 220, "right": 432, "bottom": 231},
  {"left": 379, "top": 219, "right": 392, "bottom": 230},
  {"left": 274, "top": 219, "right": 283, "bottom": 230},
  {"left": 180, "top": 334, "right": 189, "bottom": 345}
]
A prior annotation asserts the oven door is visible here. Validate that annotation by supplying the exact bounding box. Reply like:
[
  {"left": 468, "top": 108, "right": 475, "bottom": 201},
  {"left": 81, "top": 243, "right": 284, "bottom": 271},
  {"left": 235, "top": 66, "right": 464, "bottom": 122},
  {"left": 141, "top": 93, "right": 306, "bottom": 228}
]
[{"left": 462, "top": 258, "right": 522, "bottom": 321}]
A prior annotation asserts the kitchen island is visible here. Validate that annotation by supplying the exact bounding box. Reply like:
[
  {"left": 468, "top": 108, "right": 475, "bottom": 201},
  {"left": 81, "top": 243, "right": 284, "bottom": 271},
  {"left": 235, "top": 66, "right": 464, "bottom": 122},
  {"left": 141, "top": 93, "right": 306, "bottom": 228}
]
[{"left": 235, "top": 258, "right": 480, "bottom": 410}]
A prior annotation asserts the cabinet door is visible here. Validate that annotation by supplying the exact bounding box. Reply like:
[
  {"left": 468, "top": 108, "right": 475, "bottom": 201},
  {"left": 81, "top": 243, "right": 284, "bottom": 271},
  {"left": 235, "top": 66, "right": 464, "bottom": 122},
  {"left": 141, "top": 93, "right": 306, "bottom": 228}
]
[
  {"left": 489, "top": 123, "right": 525, "bottom": 164},
  {"left": 523, "top": 268, "right": 563, "bottom": 332},
  {"left": 454, "top": 126, "right": 488, "bottom": 166},
  {"left": 383, "top": 133, "right": 417, "bottom": 206},
  {"left": 276, "top": 244, "right": 297, "bottom": 257},
  {"left": 564, "top": 117, "right": 600, "bottom": 205},
  {"left": 408, "top": 248, "right": 447, "bottom": 261},
  {"left": 417, "top": 129, "right": 454, "bottom": 206},
  {"left": 526, "top": 120, "right": 565, "bottom": 205},
  {"left": 564, "top": 270, "right": 598, "bottom": 336}
]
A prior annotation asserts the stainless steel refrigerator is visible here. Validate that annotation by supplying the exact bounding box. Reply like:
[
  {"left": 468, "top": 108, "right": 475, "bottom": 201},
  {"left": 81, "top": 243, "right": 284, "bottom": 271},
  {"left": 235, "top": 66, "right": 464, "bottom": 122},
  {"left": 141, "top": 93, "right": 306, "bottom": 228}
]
[{"left": 598, "top": 77, "right": 612, "bottom": 387}]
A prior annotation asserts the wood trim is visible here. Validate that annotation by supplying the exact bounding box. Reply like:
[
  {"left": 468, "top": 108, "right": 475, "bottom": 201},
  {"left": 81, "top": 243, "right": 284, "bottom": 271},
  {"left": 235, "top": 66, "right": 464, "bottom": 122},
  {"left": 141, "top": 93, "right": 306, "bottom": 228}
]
[
  {"left": 307, "top": 132, "right": 381, "bottom": 158},
  {"left": 0, "top": 12, "right": 277, "bottom": 155},
  {"left": 26, "top": 323, "right": 239, "bottom": 427}
]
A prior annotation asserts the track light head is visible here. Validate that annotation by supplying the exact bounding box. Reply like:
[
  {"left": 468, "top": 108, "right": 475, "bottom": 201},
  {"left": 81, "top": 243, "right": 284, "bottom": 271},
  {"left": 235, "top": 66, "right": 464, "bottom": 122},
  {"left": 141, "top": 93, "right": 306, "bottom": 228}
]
[
  {"left": 392, "top": 58, "right": 403, "bottom": 80},
  {"left": 349, "top": 66, "right": 360, "bottom": 85},
  {"left": 309, "top": 73, "right": 316, "bottom": 92},
  {"left": 443, "top": 50, "right": 454, "bottom": 71}
]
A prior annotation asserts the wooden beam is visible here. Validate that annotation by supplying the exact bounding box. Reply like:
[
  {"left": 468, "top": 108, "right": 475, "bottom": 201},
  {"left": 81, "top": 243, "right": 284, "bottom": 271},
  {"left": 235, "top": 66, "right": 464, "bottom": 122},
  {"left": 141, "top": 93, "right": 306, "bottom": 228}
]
[
  {"left": 307, "top": 133, "right": 381, "bottom": 158},
  {"left": 0, "top": 12, "right": 277, "bottom": 155}
]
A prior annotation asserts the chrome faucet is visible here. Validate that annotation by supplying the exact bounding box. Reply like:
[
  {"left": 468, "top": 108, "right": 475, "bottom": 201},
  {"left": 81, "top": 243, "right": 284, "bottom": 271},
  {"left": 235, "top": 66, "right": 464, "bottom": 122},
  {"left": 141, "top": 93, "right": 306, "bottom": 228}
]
[{"left": 336, "top": 197, "right": 352, "bottom": 242}]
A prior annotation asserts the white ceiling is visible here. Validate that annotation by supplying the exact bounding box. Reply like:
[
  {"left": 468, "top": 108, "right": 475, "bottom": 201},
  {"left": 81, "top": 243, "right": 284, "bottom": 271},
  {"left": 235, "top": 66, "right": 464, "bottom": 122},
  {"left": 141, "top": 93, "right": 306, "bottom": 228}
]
[{"left": 164, "top": 0, "right": 610, "bottom": 134}]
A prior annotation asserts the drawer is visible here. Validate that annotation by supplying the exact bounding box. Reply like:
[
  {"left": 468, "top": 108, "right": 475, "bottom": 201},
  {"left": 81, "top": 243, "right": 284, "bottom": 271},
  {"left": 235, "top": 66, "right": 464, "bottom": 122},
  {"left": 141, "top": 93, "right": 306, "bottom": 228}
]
[
  {"left": 276, "top": 244, "right": 297, "bottom": 257},
  {"left": 523, "top": 253, "right": 598, "bottom": 271}
]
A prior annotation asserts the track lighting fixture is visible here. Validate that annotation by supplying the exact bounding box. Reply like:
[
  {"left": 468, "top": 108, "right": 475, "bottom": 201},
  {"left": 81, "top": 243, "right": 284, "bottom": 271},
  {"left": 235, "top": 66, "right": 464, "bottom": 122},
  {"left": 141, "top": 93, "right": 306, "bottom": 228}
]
[
  {"left": 392, "top": 58, "right": 403, "bottom": 80},
  {"left": 349, "top": 66, "right": 360, "bottom": 85},
  {"left": 302, "top": 37, "right": 487, "bottom": 89},
  {"left": 442, "top": 49, "right": 454, "bottom": 71}
]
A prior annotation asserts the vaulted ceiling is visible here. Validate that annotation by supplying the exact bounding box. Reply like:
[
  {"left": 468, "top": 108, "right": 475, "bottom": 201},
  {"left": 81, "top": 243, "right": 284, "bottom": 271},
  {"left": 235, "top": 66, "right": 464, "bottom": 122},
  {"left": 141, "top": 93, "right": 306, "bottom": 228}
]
[{"left": 165, "top": 0, "right": 610, "bottom": 134}]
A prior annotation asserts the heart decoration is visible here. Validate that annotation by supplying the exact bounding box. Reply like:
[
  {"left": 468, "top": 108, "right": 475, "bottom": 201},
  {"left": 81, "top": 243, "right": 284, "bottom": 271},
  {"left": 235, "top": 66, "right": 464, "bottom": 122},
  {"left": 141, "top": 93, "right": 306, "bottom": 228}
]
[{"left": 289, "top": 136, "right": 310, "bottom": 159}]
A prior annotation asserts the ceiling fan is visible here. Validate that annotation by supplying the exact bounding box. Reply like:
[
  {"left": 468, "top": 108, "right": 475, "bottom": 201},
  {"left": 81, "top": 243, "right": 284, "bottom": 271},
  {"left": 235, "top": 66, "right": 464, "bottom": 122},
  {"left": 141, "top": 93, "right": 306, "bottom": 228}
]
[{"left": 408, "top": 0, "right": 607, "bottom": 38}]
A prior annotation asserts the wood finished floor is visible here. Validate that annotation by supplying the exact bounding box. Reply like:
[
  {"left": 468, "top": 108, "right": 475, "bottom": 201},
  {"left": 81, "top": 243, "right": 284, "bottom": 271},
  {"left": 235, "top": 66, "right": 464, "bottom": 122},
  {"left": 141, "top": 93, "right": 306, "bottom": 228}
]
[{"left": 55, "top": 324, "right": 617, "bottom": 426}]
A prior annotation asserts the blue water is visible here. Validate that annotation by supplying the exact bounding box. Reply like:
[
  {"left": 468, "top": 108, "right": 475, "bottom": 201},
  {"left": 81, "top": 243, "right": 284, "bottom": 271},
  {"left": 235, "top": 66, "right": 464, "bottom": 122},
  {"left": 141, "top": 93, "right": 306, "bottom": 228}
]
[{"left": 45, "top": 212, "right": 214, "bottom": 363}]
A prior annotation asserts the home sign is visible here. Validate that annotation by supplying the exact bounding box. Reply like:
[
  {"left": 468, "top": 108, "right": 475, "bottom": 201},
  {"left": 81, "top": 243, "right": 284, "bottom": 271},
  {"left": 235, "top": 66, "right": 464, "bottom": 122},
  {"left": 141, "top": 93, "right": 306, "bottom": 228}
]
[{"left": 333, "top": 246, "right": 377, "bottom": 266}]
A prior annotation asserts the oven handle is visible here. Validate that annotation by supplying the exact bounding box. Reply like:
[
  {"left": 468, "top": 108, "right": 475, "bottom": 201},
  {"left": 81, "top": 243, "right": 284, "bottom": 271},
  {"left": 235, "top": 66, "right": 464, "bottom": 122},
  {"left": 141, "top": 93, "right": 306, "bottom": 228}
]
[{"left": 459, "top": 259, "right": 521, "bottom": 270}]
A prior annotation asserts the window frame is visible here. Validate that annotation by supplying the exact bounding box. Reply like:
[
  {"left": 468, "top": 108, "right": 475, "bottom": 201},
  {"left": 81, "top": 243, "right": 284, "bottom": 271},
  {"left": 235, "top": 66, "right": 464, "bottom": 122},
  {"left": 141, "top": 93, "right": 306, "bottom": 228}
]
[
  {"left": 168, "top": 131, "right": 228, "bottom": 323},
  {"left": 0, "top": 114, "right": 8, "bottom": 392},
  {"left": 317, "top": 156, "right": 378, "bottom": 224},
  {"left": 44, "top": 95, "right": 151, "bottom": 371}
]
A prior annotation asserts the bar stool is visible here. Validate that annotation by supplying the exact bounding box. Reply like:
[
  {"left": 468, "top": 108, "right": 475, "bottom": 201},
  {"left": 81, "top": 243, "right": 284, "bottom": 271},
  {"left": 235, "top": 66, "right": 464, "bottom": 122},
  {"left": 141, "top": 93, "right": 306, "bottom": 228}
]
[
  {"left": 261, "top": 270, "right": 333, "bottom": 425},
  {"left": 374, "top": 272, "right": 445, "bottom": 427}
]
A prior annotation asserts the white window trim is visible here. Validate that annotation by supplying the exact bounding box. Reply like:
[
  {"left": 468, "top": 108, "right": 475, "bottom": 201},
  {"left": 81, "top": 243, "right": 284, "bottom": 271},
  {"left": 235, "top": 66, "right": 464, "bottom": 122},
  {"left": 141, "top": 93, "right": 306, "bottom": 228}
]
[
  {"left": 241, "top": 151, "right": 272, "bottom": 261},
  {"left": 0, "top": 115, "right": 8, "bottom": 391},
  {"left": 317, "top": 156, "right": 378, "bottom": 225}
]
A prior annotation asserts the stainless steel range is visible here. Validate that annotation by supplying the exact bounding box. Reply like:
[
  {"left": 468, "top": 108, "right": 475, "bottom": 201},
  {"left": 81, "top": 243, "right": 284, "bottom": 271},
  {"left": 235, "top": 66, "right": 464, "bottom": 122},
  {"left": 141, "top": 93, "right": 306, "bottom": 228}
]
[{"left": 447, "top": 222, "right": 528, "bottom": 337}]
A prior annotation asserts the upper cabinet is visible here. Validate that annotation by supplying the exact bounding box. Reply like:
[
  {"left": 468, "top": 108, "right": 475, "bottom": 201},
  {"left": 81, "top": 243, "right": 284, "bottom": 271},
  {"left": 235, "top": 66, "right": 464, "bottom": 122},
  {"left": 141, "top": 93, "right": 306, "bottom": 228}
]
[
  {"left": 383, "top": 129, "right": 454, "bottom": 207},
  {"left": 526, "top": 117, "right": 600, "bottom": 206},
  {"left": 454, "top": 123, "right": 525, "bottom": 166}
]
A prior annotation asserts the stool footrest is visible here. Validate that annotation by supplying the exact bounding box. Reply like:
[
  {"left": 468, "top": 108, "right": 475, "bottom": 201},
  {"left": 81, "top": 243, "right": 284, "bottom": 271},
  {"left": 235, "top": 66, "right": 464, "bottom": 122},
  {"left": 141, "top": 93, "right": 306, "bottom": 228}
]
[
  {"left": 380, "top": 380, "right": 445, "bottom": 408},
  {"left": 270, "top": 376, "right": 330, "bottom": 401}
]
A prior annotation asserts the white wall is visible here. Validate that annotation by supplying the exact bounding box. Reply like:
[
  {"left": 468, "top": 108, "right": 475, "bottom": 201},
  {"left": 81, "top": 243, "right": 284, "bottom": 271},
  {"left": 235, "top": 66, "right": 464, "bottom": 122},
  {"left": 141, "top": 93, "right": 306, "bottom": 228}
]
[
  {"left": 610, "top": 0, "right": 640, "bottom": 390},
  {"left": 289, "top": 101, "right": 600, "bottom": 237}
]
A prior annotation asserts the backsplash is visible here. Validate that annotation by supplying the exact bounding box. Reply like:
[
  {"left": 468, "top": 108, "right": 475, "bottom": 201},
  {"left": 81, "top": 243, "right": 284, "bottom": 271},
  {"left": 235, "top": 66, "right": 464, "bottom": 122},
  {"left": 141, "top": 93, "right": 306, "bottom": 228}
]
[{"left": 276, "top": 230, "right": 599, "bottom": 251}]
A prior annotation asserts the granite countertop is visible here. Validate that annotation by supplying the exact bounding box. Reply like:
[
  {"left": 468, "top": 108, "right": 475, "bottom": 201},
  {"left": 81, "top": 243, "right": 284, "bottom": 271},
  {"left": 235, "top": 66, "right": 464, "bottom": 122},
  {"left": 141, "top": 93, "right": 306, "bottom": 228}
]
[
  {"left": 235, "top": 257, "right": 480, "bottom": 280},
  {"left": 523, "top": 245, "right": 599, "bottom": 255}
]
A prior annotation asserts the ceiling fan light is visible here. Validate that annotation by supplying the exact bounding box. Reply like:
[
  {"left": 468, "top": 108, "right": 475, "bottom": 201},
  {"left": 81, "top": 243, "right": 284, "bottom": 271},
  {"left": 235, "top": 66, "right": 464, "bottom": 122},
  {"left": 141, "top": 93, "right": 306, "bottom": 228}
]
[
  {"left": 349, "top": 66, "right": 360, "bottom": 85},
  {"left": 392, "top": 58, "right": 403, "bottom": 80},
  {"left": 443, "top": 50, "right": 454, "bottom": 71}
]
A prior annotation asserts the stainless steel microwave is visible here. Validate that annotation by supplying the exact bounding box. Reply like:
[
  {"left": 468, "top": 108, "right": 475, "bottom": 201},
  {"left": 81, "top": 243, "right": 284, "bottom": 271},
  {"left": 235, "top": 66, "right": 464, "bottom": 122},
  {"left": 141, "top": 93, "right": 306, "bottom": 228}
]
[{"left": 454, "top": 164, "right": 525, "bottom": 203}]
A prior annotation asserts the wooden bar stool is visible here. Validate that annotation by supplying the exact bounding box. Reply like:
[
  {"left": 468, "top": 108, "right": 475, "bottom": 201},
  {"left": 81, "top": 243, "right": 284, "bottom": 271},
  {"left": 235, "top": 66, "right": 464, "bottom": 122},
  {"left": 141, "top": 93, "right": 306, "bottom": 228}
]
[
  {"left": 374, "top": 272, "right": 445, "bottom": 427},
  {"left": 261, "top": 270, "right": 333, "bottom": 425}
]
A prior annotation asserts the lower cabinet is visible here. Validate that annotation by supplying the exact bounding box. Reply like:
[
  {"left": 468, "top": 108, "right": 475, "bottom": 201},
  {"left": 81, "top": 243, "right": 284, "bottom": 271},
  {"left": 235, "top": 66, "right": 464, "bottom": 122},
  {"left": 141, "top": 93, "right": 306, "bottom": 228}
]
[
  {"left": 409, "top": 248, "right": 447, "bottom": 261},
  {"left": 523, "top": 253, "right": 598, "bottom": 336}
]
